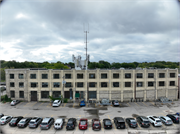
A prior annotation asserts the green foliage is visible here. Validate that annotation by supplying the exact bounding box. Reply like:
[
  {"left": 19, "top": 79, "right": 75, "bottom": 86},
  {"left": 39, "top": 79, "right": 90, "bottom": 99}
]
[
  {"left": 63, "top": 98, "right": 68, "bottom": 103},
  {"left": 1, "top": 95, "right": 11, "bottom": 102},
  {"left": 5, "top": 95, "right": 8, "bottom": 101}
]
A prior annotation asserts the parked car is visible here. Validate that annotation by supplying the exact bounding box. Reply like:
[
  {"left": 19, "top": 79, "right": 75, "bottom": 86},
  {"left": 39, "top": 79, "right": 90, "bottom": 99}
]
[
  {"left": 0, "top": 114, "right": 4, "bottom": 118},
  {"left": 114, "top": 117, "right": 126, "bottom": 129},
  {"left": 17, "top": 117, "right": 32, "bottom": 128},
  {"left": 9, "top": 116, "right": 23, "bottom": 127},
  {"left": 52, "top": 100, "right": 61, "bottom": 107},
  {"left": 166, "top": 114, "right": 179, "bottom": 123},
  {"left": 40, "top": 117, "right": 54, "bottom": 130},
  {"left": 66, "top": 118, "right": 76, "bottom": 130},
  {"left": 79, "top": 100, "right": 86, "bottom": 107},
  {"left": 125, "top": 118, "right": 137, "bottom": 128},
  {"left": 176, "top": 112, "right": 179, "bottom": 116},
  {"left": 101, "top": 99, "right": 110, "bottom": 106},
  {"left": 10, "top": 100, "right": 20, "bottom": 106},
  {"left": 112, "top": 100, "right": 120, "bottom": 106},
  {"left": 147, "top": 116, "right": 162, "bottom": 127},
  {"left": 103, "top": 119, "right": 112, "bottom": 129},
  {"left": 159, "top": 116, "right": 173, "bottom": 125},
  {"left": 92, "top": 119, "right": 101, "bottom": 130},
  {"left": 54, "top": 118, "right": 65, "bottom": 130},
  {"left": 29, "top": 117, "right": 43, "bottom": 128},
  {"left": 0, "top": 116, "right": 13, "bottom": 125},
  {"left": 136, "top": 116, "right": 150, "bottom": 128},
  {"left": 79, "top": 118, "right": 88, "bottom": 130}
]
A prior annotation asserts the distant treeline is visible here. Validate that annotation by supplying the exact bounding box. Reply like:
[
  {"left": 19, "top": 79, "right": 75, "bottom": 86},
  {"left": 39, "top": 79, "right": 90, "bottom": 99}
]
[{"left": 0, "top": 60, "right": 179, "bottom": 82}]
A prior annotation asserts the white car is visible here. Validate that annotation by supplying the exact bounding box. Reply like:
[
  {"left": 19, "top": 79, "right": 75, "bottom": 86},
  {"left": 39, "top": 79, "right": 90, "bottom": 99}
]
[
  {"left": 11, "top": 100, "right": 20, "bottom": 106},
  {"left": 0, "top": 116, "right": 13, "bottom": 125},
  {"left": 147, "top": 116, "right": 162, "bottom": 127},
  {"left": 52, "top": 100, "right": 61, "bottom": 107},
  {"left": 54, "top": 118, "right": 64, "bottom": 130},
  {"left": 159, "top": 116, "right": 173, "bottom": 125}
]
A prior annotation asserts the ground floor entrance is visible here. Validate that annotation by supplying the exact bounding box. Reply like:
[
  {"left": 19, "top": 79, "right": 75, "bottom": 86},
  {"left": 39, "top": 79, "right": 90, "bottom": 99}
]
[{"left": 31, "top": 91, "right": 37, "bottom": 101}]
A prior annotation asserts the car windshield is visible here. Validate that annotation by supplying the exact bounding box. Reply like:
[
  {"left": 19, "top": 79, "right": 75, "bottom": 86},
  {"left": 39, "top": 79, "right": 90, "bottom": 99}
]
[
  {"left": 19, "top": 121, "right": 25, "bottom": 123},
  {"left": 29, "top": 121, "right": 35, "bottom": 124},
  {"left": 156, "top": 120, "right": 161, "bottom": 122},
  {"left": 105, "top": 121, "right": 111, "bottom": 125},
  {"left": 94, "top": 124, "right": 99, "bottom": 126},
  {"left": 1, "top": 118, "right": 5, "bottom": 120},
  {"left": 11, "top": 119, "right": 16, "bottom": 123},
  {"left": 67, "top": 121, "right": 73, "bottom": 125},
  {"left": 167, "top": 120, "right": 172, "bottom": 122},
  {"left": 41, "top": 123, "right": 47, "bottom": 125},
  {"left": 80, "top": 121, "right": 86, "bottom": 125},
  {"left": 114, "top": 101, "right": 118, "bottom": 103},
  {"left": 144, "top": 121, "right": 149, "bottom": 123},
  {"left": 13, "top": 100, "right": 16, "bottom": 102},
  {"left": 53, "top": 102, "right": 58, "bottom": 104}
]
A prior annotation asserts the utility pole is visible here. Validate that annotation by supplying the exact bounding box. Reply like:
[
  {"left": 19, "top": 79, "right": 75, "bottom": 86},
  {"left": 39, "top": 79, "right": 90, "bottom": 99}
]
[
  {"left": 154, "top": 78, "right": 156, "bottom": 105},
  {"left": 134, "top": 73, "right": 136, "bottom": 101},
  {"left": 62, "top": 76, "right": 65, "bottom": 104}
]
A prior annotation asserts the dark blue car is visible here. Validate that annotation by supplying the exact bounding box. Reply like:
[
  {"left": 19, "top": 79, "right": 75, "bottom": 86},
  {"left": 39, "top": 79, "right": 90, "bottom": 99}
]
[{"left": 79, "top": 100, "right": 86, "bottom": 107}]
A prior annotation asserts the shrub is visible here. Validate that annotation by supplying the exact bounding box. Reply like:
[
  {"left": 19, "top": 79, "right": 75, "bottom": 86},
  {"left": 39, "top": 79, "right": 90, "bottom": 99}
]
[
  {"left": 64, "top": 98, "right": 68, "bottom": 103},
  {"left": 4, "top": 95, "right": 8, "bottom": 101}
]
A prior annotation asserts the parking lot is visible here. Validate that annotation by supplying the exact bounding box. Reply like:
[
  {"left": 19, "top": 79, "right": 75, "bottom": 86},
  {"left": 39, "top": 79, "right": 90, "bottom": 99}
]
[{"left": 0, "top": 100, "right": 180, "bottom": 134}]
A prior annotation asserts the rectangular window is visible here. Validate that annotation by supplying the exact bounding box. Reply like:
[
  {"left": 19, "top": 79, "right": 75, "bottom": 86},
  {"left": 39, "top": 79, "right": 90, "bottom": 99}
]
[
  {"left": 170, "top": 73, "right": 175, "bottom": 78},
  {"left": 113, "top": 82, "right": 119, "bottom": 87},
  {"left": 148, "top": 73, "right": 154, "bottom": 78},
  {"left": 125, "top": 82, "right": 131, "bottom": 87},
  {"left": 137, "top": 73, "right": 143, "bottom": 78},
  {"left": 89, "top": 82, "right": 96, "bottom": 87},
  {"left": 52, "top": 91, "right": 61, "bottom": 98},
  {"left": 101, "top": 82, "right": 107, "bottom": 87},
  {"left": 53, "top": 74, "right": 59, "bottom": 79},
  {"left": 10, "top": 91, "right": 15, "bottom": 98},
  {"left": 10, "top": 74, "right": 14, "bottom": 79},
  {"left": 125, "top": 73, "right": 131, "bottom": 78},
  {"left": 30, "top": 74, "right": 36, "bottom": 79},
  {"left": 19, "top": 74, "right": 24, "bottom": 79},
  {"left": 65, "top": 74, "right": 71, "bottom": 79},
  {"left": 65, "top": 82, "right": 72, "bottom": 87},
  {"left": 42, "top": 82, "right": 48, "bottom": 87},
  {"left": 42, "top": 74, "right": 48, "bottom": 79},
  {"left": 170, "top": 81, "right": 175, "bottom": 86},
  {"left": 148, "top": 82, "right": 154, "bottom": 87},
  {"left": 10, "top": 82, "right": 15, "bottom": 87},
  {"left": 101, "top": 73, "right": 107, "bottom": 79},
  {"left": 159, "top": 73, "right": 165, "bottom": 78},
  {"left": 89, "top": 74, "right": 95, "bottom": 79},
  {"left": 41, "top": 91, "right": 49, "bottom": 98},
  {"left": 31, "top": 82, "right": 38, "bottom": 87},
  {"left": 113, "top": 73, "right": 119, "bottom": 78},
  {"left": 159, "top": 81, "right": 165, "bottom": 86},
  {"left": 19, "top": 82, "right": 24, "bottom": 88},
  {"left": 53, "top": 82, "right": 60, "bottom": 87},
  {"left": 137, "top": 82, "right": 143, "bottom": 87},
  {"left": 88, "top": 91, "right": 96, "bottom": 99},
  {"left": 77, "top": 74, "right": 83, "bottom": 79},
  {"left": 77, "top": 82, "right": 83, "bottom": 87},
  {"left": 19, "top": 91, "right": 24, "bottom": 98}
]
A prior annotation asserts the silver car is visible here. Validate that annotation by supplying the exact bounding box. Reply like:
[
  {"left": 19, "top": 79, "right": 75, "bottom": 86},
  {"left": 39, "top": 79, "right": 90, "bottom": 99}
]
[
  {"left": 40, "top": 117, "right": 54, "bottom": 130},
  {"left": 29, "top": 117, "right": 43, "bottom": 128},
  {"left": 159, "top": 116, "right": 173, "bottom": 125},
  {"left": 0, "top": 116, "right": 13, "bottom": 125},
  {"left": 11, "top": 100, "right": 20, "bottom": 106}
]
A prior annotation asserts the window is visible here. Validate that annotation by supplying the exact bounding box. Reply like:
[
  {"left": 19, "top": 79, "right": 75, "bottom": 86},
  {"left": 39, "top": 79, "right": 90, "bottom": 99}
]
[
  {"left": 113, "top": 73, "right": 119, "bottom": 78},
  {"left": 10, "top": 74, "right": 14, "bottom": 79},
  {"left": 148, "top": 82, "right": 154, "bottom": 87},
  {"left": 19, "top": 74, "right": 24, "bottom": 79},
  {"left": 10, "top": 82, "right": 15, "bottom": 87},
  {"left": 41, "top": 91, "right": 49, "bottom": 98},
  {"left": 89, "top": 74, "right": 95, "bottom": 79},
  {"left": 101, "top": 73, "right": 107, "bottom": 79},
  {"left": 65, "top": 74, "right": 71, "bottom": 79},
  {"left": 19, "top": 82, "right": 24, "bottom": 88},
  {"left": 10, "top": 91, "right": 15, "bottom": 98},
  {"left": 137, "top": 73, "right": 143, "bottom": 78},
  {"left": 148, "top": 73, "right": 154, "bottom": 78},
  {"left": 77, "top": 82, "right": 83, "bottom": 87},
  {"left": 170, "top": 81, "right": 175, "bottom": 86},
  {"left": 31, "top": 82, "right": 38, "bottom": 87},
  {"left": 159, "top": 81, "right": 165, "bottom": 86},
  {"left": 88, "top": 91, "right": 96, "bottom": 99},
  {"left": 170, "top": 73, "right": 175, "bottom": 78},
  {"left": 77, "top": 74, "right": 83, "bottom": 79},
  {"left": 125, "top": 73, "right": 131, "bottom": 78},
  {"left": 137, "top": 82, "right": 143, "bottom": 87},
  {"left": 30, "top": 74, "right": 36, "bottom": 79},
  {"left": 159, "top": 73, "right": 165, "bottom": 78},
  {"left": 19, "top": 91, "right": 24, "bottom": 98},
  {"left": 65, "top": 82, "right": 72, "bottom": 87},
  {"left": 42, "top": 74, "right": 48, "bottom": 79},
  {"left": 89, "top": 82, "right": 96, "bottom": 87},
  {"left": 113, "top": 82, "right": 119, "bottom": 87},
  {"left": 53, "top": 82, "right": 60, "bottom": 87},
  {"left": 101, "top": 82, "right": 107, "bottom": 87},
  {"left": 52, "top": 91, "right": 61, "bottom": 98},
  {"left": 53, "top": 74, "right": 59, "bottom": 79},
  {"left": 125, "top": 82, "right": 131, "bottom": 87},
  {"left": 42, "top": 82, "right": 48, "bottom": 87}
]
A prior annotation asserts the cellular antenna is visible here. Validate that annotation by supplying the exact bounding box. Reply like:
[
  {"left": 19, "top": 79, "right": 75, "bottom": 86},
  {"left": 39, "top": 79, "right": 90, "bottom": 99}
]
[{"left": 84, "top": 23, "right": 89, "bottom": 70}]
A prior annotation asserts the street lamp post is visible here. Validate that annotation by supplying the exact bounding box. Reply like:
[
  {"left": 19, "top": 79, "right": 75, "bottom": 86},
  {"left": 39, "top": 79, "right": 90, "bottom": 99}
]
[
  {"left": 62, "top": 76, "right": 65, "bottom": 104},
  {"left": 154, "top": 78, "right": 156, "bottom": 105}
]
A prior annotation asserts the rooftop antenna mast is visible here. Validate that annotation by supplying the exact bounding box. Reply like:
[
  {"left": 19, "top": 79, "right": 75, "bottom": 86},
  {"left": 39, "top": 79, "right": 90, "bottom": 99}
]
[{"left": 84, "top": 23, "right": 89, "bottom": 70}]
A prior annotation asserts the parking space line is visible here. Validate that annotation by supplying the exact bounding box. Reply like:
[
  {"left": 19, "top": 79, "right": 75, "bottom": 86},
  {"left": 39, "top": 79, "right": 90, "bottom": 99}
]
[
  {"left": 127, "top": 103, "right": 131, "bottom": 107},
  {"left": 86, "top": 103, "right": 88, "bottom": 107},
  {"left": 46, "top": 103, "right": 51, "bottom": 107},
  {"left": 107, "top": 115, "right": 111, "bottom": 119},
  {"left": 23, "top": 102, "right": 30, "bottom": 107},
  {"left": 23, "top": 114, "right": 28, "bottom": 117},
  {"left": 39, "top": 102, "right": 44, "bottom": 106},
  {"left": 150, "top": 102, "right": 155, "bottom": 106},
  {"left": 135, "top": 102, "right": 140, "bottom": 107},
  {"left": 142, "top": 102, "right": 148, "bottom": 107},
  {"left": 63, "top": 103, "right": 66, "bottom": 107},
  {"left": 113, "top": 123, "right": 117, "bottom": 130},
  {"left": 31, "top": 102, "right": 37, "bottom": 107}
]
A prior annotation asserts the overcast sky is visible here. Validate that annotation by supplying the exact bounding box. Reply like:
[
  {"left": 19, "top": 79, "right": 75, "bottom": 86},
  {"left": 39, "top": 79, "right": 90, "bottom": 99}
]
[{"left": 0, "top": 0, "right": 179, "bottom": 63}]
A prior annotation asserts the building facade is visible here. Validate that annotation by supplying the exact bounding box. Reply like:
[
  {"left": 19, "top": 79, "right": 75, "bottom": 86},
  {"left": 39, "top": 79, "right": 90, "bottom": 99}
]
[{"left": 5, "top": 68, "right": 178, "bottom": 102}]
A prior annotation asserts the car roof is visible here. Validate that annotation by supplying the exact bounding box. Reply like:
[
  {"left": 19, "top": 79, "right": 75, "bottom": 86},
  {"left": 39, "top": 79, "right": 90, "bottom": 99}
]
[
  {"left": 2, "top": 116, "right": 9, "bottom": 118},
  {"left": 80, "top": 118, "right": 87, "bottom": 121},
  {"left": 42, "top": 117, "right": 51, "bottom": 122},
  {"left": 54, "top": 100, "right": 59, "bottom": 102},
  {"left": 160, "top": 116, "right": 171, "bottom": 120},
  {"left": 55, "top": 118, "right": 63, "bottom": 123}
]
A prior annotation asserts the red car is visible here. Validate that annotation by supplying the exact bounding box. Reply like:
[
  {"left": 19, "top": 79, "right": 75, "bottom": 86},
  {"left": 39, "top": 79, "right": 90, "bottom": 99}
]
[
  {"left": 92, "top": 119, "right": 101, "bottom": 130},
  {"left": 79, "top": 118, "right": 88, "bottom": 130}
]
